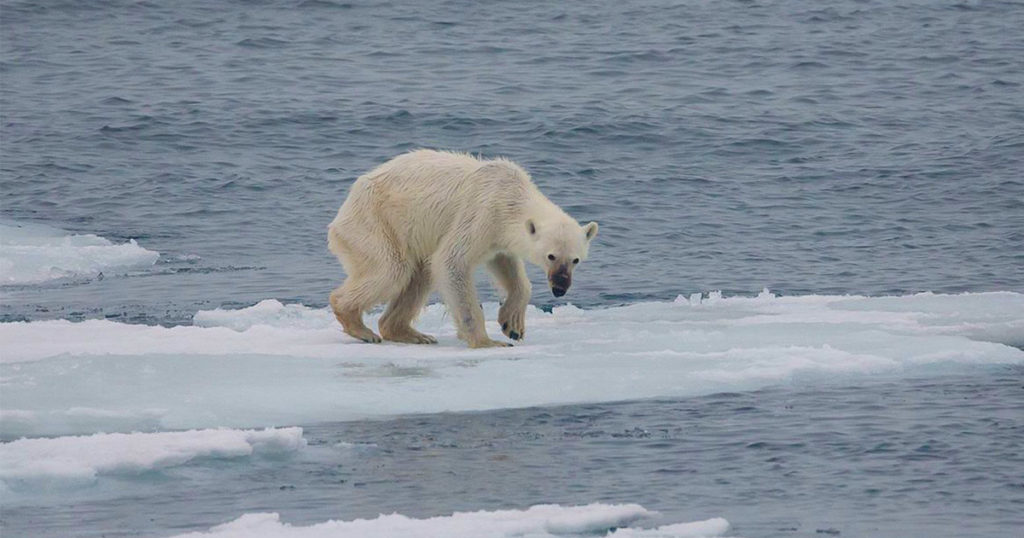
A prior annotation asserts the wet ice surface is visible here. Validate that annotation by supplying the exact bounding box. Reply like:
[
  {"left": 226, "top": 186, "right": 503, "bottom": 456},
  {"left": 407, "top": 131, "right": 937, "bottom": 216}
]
[
  {"left": 0, "top": 221, "right": 159, "bottom": 286},
  {"left": 170, "top": 504, "right": 734, "bottom": 538},
  {"left": 0, "top": 428, "right": 305, "bottom": 488},
  {"left": 2, "top": 292, "right": 1020, "bottom": 437},
  {"left": 2, "top": 370, "right": 1021, "bottom": 538},
  {"left": 2, "top": 292, "right": 1020, "bottom": 537}
]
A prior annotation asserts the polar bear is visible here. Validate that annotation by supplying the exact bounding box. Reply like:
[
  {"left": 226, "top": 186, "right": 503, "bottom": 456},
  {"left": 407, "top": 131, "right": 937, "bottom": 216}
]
[{"left": 327, "top": 149, "right": 598, "bottom": 348}]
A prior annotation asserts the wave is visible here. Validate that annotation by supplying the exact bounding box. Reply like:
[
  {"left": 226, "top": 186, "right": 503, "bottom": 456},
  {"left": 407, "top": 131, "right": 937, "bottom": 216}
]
[
  {"left": 1, "top": 291, "right": 1020, "bottom": 437},
  {"left": 0, "top": 221, "right": 159, "bottom": 285},
  {"left": 169, "top": 504, "right": 732, "bottom": 538}
]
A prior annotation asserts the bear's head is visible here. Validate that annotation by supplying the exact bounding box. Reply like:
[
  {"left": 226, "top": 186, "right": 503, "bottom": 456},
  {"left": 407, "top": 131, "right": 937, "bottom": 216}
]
[{"left": 525, "top": 218, "right": 599, "bottom": 297}]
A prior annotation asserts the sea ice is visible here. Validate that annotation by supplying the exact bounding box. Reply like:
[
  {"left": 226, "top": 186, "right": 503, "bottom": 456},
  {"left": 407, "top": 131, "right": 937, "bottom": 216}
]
[
  {"left": 168, "top": 504, "right": 734, "bottom": 538},
  {"left": 0, "top": 427, "right": 304, "bottom": 490},
  {"left": 608, "top": 518, "right": 732, "bottom": 537},
  {"left": 0, "top": 292, "right": 1021, "bottom": 437},
  {"left": 0, "top": 221, "right": 159, "bottom": 285}
]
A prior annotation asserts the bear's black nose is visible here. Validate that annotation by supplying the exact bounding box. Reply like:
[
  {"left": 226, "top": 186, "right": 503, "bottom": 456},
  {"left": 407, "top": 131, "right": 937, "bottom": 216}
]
[{"left": 552, "top": 286, "right": 567, "bottom": 297}]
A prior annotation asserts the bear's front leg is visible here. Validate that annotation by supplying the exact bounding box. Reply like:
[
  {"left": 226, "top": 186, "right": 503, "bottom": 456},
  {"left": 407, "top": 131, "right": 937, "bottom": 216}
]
[
  {"left": 434, "top": 248, "right": 511, "bottom": 349},
  {"left": 487, "top": 253, "right": 530, "bottom": 341}
]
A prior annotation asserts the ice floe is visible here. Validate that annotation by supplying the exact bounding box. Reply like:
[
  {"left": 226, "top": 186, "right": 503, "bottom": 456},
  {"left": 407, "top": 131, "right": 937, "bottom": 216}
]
[
  {"left": 0, "top": 292, "right": 1021, "bottom": 436},
  {"left": 0, "top": 221, "right": 159, "bottom": 285},
  {"left": 0, "top": 427, "right": 304, "bottom": 490},
  {"left": 169, "top": 504, "right": 733, "bottom": 538}
]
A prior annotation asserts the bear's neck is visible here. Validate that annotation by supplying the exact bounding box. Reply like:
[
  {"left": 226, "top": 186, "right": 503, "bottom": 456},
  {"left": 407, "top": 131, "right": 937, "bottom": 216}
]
[{"left": 523, "top": 186, "right": 563, "bottom": 217}]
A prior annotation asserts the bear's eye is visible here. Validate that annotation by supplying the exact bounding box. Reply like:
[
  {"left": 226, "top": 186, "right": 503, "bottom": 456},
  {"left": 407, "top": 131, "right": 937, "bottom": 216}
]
[
  {"left": 572, "top": 258, "right": 580, "bottom": 264},
  {"left": 547, "top": 254, "right": 556, "bottom": 261}
]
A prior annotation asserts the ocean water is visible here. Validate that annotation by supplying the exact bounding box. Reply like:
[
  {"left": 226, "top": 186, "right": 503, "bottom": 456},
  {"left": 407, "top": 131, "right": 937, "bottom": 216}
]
[
  {"left": 3, "top": 0, "right": 1023, "bottom": 322},
  {"left": 2, "top": 0, "right": 1023, "bottom": 537},
  {"left": 3, "top": 371, "right": 1023, "bottom": 538}
]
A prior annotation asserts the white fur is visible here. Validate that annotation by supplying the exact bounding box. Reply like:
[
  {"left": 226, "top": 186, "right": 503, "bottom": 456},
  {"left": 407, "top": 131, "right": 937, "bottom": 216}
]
[{"left": 327, "top": 149, "right": 598, "bottom": 348}]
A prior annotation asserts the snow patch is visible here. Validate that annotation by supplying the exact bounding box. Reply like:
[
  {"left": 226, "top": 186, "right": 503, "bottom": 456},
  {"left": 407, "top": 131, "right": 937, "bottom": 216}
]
[
  {"left": 0, "top": 222, "right": 159, "bottom": 285},
  {"left": 0, "top": 427, "right": 304, "bottom": 490},
  {"left": 170, "top": 504, "right": 734, "bottom": 538}
]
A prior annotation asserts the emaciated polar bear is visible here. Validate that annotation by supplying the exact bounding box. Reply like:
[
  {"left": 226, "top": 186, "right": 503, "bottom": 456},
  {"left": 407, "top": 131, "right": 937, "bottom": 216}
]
[{"left": 327, "top": 150, "right": 598, "bottom": 348}]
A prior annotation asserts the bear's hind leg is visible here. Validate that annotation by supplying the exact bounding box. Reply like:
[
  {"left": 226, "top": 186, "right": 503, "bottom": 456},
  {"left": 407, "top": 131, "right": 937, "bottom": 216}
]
[
  {"left": 328, "top": 222, "right": 416, "bottom": 343},
  {"left": 330, "top": 280, "right": 383, "bottom": 343},
  {"left": 330, "top": 262, "right": 413, "bottom": 343},
  {"left": 379, "top": 262, "right": 437, "bottom": 344}
]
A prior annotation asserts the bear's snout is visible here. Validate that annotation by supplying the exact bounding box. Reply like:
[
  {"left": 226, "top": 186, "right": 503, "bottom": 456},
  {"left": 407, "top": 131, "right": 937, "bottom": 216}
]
[{"left": 550, "top": 271, "right": 571, "bottom": 297}]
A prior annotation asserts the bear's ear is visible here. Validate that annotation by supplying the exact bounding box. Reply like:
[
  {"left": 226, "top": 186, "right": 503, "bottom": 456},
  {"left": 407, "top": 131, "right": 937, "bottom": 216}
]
[
  {"left": 526, "top": 219, "right": 537, "bottom": 236},
  {"left": 583, "top": 221, "right": 599, "bottom": 241}
]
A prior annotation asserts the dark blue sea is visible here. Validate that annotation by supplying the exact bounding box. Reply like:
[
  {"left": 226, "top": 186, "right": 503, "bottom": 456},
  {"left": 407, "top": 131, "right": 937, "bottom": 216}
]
[{"left": 1, "top": 1, "right": 1023, "bottom": 537}]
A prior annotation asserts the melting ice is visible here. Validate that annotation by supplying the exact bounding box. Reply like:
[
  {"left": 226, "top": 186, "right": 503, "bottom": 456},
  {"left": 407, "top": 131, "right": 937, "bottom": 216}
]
[
  {"left": 0, "top": 288, "right": 1021, "bottom": 535},
  {"left": 0, "top": 222, "right": 158, "bottom": 285},
  {"left": 169, "top": 504, "right": 733, "bottom": 538},
  {"left": 0, "top": 427, "right": 304, "bottom": 490},
  {"left": 1, "top": 291, "right": 1020, "bottom": 439}
]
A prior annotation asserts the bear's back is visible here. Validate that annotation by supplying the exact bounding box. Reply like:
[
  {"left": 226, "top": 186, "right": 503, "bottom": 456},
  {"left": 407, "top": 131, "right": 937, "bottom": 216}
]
[
  {"left": 355, "top": 150, "right": 530, "bottom": 211},
  {"left": 335, "top": 150, "right": 532, "bottom": 256},
  {"left": 363, "top": 150, "right": 480, "bottom": 188}
]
